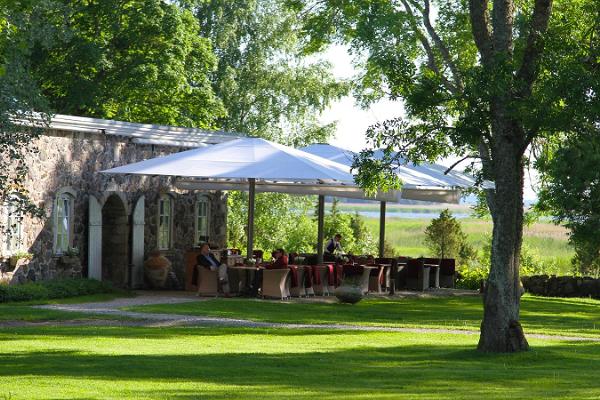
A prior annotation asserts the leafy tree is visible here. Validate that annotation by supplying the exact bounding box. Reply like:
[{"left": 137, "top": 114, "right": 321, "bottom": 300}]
[
  {"left": 536, "top": 132, "right": 600, "bottom": 277},
  {"left": 227, "top": 191, "right": 317, "bottom": 254},
  {"left": 183, "top": 0, "right": 349, "bottom": 145},
  {"left": 323, "top": 198, "right": 356, "bottom": 253},
  {"left": 350, "top": 212, "right": 377, "bottom": 255},
  {"left": 29, "top": 0, "right": 224, "bottom": 128},
  {"left": 0, "top": 0, "right": 51, "bottom": 230},
  {"left": 424, "top": 209, "right": 474, "bottom": 263},
  {"left": 292, "top": 0, "right": 599, "bottom": 352}
]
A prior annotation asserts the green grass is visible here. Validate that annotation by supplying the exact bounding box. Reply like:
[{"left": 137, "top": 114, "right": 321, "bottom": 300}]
[
  {"left": 127, "top": 295, "right": 600, "bottom": 338},
  {"left": 362, "top": 217, "right": 573, "bottom": 272},
  {"left": 0, "top": 292, "right": 133, "bottom": 322},
  {"left": 1, "top": 325, "right": 600, "bottom": 399}
]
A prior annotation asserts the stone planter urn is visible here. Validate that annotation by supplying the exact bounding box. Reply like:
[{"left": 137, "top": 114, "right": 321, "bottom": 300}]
[
  {"left": 144, "top": 251, "right": 171, "bottom": 289},
  {"left": 334, "top": 275, "right": 364, "bottom": 304}
]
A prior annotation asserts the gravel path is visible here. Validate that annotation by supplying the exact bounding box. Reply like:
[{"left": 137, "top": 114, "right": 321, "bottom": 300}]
[{"left": 2, "top": 294, "right": 596, "bottom": 342}]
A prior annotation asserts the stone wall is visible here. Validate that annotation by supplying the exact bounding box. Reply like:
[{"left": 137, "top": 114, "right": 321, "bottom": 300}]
[
  {"left": 522, "top": 275, "right": 600, "bottom": 298},
  {"left": 0, "top": 128, "right": 228, "bottom": 288}
]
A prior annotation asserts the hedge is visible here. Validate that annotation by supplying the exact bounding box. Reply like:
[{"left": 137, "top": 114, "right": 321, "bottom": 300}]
[{"left": 0, "top": 278, "right": 116, "bottom": 303}]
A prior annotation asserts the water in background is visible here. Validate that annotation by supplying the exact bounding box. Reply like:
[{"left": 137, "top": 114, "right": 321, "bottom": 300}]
[{"left": 353, "top": 211, "right": 471, "bottom": 219}]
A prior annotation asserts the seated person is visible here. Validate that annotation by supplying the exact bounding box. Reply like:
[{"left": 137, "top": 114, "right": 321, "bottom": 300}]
[
  {"left": 267, "top": 249, "right": 288, "bottom": 269},
  {"left": 196, "top": 243, "right": 230, "bottom": 296},
  {"left": 252, "top": 248, "right": 289, "bottom": 295}
]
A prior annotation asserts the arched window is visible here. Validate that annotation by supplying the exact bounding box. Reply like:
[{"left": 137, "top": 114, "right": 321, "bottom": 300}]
[
  {"left": 157, "top": 194, "right": 173, "bottom": 250},
  {"left": 195, "top": 195, "right": 210, "bottom": 245},
  {"left": 2, "top": 200, "right": 23, "bottom": 256},
  {"left": 54, "top": 189, "right": 76, "bottom": 255}
]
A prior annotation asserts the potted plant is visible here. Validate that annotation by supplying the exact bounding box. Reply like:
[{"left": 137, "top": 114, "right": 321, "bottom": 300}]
[
  {"left": 9, "top": 250, "right": 33, "bottom": 269},
  {"left": 60, "top": 247, "right": 80, "bottom": 265}
]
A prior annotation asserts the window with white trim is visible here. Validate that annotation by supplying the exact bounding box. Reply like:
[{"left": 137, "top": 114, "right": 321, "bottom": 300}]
[
  {"left": 54, "top": 192, "right": 75, "bottom": 254},
  {"left": 158, "top": 195, "right": 173, "bottom": 250},
  {"left": 195, "top": 195, "right": 210, "bottom": 245},
  {"left": 3, "top": 201, "right": 23, "bottom": 255}
]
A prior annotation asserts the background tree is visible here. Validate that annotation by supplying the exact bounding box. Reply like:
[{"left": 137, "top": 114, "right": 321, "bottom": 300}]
[
  {"left": 29, "top": 0, "right": 224, "bottom": 128},
  {"left": 183, "top": 0, "right": 348, "bottom": 145},
  {"left": 424, "top": 209, "right": 474, "bottom": 263},
  {"left": 292, "top": 0, "right": 598, "bottom": 351},
  {"left": 1, "top": 0, "right": 51, "bottom": 231}
]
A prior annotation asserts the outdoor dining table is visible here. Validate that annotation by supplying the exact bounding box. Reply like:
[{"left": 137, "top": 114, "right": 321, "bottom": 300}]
[{"left": 229, "top": 265, "right": 262, "bottom": 294}]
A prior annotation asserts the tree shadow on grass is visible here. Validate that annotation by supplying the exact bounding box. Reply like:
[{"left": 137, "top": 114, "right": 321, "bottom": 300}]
[{"left": 2, "top": 339, "right": 600, "bottom": 399}]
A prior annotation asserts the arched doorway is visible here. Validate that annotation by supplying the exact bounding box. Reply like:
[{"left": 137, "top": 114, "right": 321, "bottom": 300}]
[{"left": 101, "top": 194, "right": 129, "bottom": 287}]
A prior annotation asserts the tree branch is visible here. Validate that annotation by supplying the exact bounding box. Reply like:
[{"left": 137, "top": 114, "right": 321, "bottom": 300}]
[
  {"left": 400, "top": 0, "right": 459, "bottom": 95},
  {"left": 420, "top": 0, "right": 464, "bottom": 91},
  {"left": 515, "top": 0, "right": 553, "bottom": 99},
  {"left": 444, "top": 154, "right": 480, "bottom": 174},
  {"left": 468, "top": 0, "right": 493, "bottom": 66}
]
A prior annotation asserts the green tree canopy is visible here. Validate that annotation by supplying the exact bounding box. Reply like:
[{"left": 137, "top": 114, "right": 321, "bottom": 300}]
[
  {"left": 185, "top": 0, "right": 349, "bottom": 145},
  {"left": 537, "top": 131, "right": 600, "bottom": 277},
  {"left": 29, "top": 0, "right": 224, "bottom": 128},
  {"left": 0, "top": 0, "right": 51, "bottom": 221}
]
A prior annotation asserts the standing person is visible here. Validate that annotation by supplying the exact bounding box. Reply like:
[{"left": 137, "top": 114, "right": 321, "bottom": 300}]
[
  {"left": 196, "top": 243, "right": 230, "bottom": 296},
  {"left": 324, "top": 234, "right": 343, "bottom": 260}
]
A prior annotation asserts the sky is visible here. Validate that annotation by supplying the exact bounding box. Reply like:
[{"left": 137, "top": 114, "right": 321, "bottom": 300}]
[{"left": 318, "top": 45, "right": 539, "bottom": 202}]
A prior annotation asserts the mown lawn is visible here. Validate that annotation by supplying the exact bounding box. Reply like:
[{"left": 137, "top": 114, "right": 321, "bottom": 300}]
[
  {"left": 127, "top": 295, "right": 600, "bottom": 338},
  {"left": 2, "top": 294, "right": 600, "bottom": 398},
  {"left": 1, "top": 325, "right": 600, "bottom": 399}
]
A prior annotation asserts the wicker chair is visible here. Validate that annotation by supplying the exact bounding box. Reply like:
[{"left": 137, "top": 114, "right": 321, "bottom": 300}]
[
  {"left": 262, "top": 268, "right": 290, "bottom": 300},
  {"left": 196, "top": 266, "right": 219, "bottom": 296}
]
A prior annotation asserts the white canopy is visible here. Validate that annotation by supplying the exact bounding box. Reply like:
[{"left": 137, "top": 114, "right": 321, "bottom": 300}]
[
  {"left": 103, "top": 137, "right": 354, "bottom": 183},
  {"left": 103, "top": 137, "right": 406, "bottom": 202},
  {"left": 302, "top": 144, "right": 491, "bottom": 197}
]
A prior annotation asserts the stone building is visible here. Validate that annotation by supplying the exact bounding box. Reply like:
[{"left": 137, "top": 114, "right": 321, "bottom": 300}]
[{"left": 0, "top": 114, "right": 239, "bottom": 288}]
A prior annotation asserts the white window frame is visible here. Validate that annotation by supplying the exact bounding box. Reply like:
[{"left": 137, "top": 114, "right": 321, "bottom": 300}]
[
  {"left": 157, "top": 194, "right": 174, "bottom": 250},
  {"left": 2, "top": 200, "right": 24, "bottom": 256},
  {"left": 54, "top": 189, "right": 76, "bottom": 255},
  {"left": 195, "top": 195, "right": 210, "bottom": 246}
]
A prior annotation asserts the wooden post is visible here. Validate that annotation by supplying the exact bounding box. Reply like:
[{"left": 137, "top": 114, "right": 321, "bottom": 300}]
[
  {"left": 247, "top": 178, "right": 256, "bottom": 259},
  {"left": 379, "top": 201, "right": 386, "bottom": 258},
  {"left": 317, "top": 195, "right": 325, "bottom": 264}
]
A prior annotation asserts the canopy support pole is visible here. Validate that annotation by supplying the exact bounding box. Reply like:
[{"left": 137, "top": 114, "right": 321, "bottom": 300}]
[
  {"left": 317, "top": 195, "right": 325, "bottom": 264},
  {"left": 379, "top": 201, "right": 386, "bottom": 258},
  {"left": 247, "top": 178, "right": 256, "bottom": 259}
]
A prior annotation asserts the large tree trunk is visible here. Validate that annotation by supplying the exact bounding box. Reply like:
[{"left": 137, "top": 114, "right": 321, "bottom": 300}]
[{"left": 478, "top": 134, "right": 529, "bottom": 352}]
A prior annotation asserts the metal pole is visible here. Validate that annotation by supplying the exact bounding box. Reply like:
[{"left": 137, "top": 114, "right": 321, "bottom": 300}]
[
  {"left": 317, "top": 195, "right": 325, "bottom": 264},
  {"left": 247, "top": 178, "right": 256, "bottom": 259},
  {"left": 379, "top": 201, "right": 386, "bottom": 258}
]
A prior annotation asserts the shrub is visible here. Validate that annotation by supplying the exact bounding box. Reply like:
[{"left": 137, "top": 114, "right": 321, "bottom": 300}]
[
  {"left": 456, "top": 265, "right": 488, "bottom": 290},
  {"left": 0, "top": 278, "right": 116, "bottom": 303}
]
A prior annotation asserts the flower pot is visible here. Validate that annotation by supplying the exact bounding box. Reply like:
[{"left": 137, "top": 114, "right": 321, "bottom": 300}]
[
  {"left": 144, "top": 252, "right": 171, "bottom": 288},
  {"left": 335, "top": 278, "right": 364, "bottom": 304}
]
